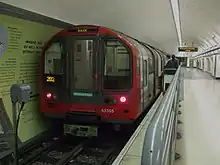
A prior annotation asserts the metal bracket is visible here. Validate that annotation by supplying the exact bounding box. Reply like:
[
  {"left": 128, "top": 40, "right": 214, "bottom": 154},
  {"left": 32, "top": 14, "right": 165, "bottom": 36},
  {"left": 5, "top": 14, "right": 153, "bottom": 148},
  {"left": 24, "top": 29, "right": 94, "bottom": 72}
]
[
  {"left": 0, "top": 141, "right": 11, "bottom": 150},
  {"left": 175, "top": 153, "right": 181, "bottom": 160},
  {"left": 0, "top": 132, "right": 13, "bottom": 150},
  {"left": 177, "top": 132, "right": 182, "bottom": 139},
  {"left": 177, "top": 120, "right": 183, "bottom": 124}
]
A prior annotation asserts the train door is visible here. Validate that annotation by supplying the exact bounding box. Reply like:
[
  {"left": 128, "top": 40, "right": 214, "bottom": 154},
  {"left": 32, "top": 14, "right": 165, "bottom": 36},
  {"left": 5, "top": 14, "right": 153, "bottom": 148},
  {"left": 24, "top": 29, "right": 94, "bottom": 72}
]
[
  {"left": 145, "top": 47, "right": 157, "bottom": 96},
  {"left": 136, "top": 47, "right": 146, "bottom": 112},
  {"left": 147, "top": 53, "right": 154, "bottom": 98},
  {"left": 141, "top": 46, "right": 157, "bottom": 97},
  {"left": 143, "top": 59, "right": 149, "bottom": 108},
  {"left": 139, "top": 53, "right": 144, "bottom": 112},
  {"left": 68, "top": 37, "right": 101, "bottom": 105},
  {"left": 136, "top": 56, "right": 143, "bottom": 113},
  {"left": 152, "top": 51, "right": 159, "bottom": 95}
]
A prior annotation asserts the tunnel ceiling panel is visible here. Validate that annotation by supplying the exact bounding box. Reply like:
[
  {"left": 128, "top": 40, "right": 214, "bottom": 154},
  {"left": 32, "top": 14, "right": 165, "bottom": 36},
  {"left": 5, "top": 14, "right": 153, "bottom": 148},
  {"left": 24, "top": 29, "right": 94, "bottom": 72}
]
[
  {"left": 1, "top": 0, "right": 179, "bottom": 54},
  {"left": 180, "top": 0, "right": 220, "bottom": 48}
]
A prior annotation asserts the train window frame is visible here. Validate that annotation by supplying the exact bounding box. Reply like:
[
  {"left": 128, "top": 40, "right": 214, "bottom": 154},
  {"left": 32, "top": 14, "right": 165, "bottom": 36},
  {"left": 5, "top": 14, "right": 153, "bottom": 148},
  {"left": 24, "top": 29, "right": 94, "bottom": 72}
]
[
  {"left": 102, "top": 37, "right": 133, "bottom": 91},
  {"left": 143, "top": 60, "right": 148, "bottom": 87}
]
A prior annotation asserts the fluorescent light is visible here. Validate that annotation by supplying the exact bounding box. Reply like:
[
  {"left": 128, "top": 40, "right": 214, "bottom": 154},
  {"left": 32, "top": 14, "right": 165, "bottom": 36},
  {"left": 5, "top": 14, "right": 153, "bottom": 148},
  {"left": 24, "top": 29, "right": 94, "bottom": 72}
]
[{"left": 170, "top": 0, "right": 182, "bottom": 46}]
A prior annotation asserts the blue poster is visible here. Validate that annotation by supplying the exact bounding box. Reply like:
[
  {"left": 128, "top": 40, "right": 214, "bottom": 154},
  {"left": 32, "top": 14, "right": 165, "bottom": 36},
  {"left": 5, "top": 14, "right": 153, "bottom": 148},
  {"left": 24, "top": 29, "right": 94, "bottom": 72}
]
[{"left": 0, "top": 25, "right": 8, "bottom": 58}]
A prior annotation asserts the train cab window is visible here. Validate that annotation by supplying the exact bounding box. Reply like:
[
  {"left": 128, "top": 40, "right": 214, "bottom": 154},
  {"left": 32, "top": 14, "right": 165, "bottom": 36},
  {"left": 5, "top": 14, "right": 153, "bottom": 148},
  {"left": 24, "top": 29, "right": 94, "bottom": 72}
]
[
  {"left": 44, "top": 42, "right": 64, "bottom": 75},
  {"left": 143, "top": 60, "right": 148, "bottom": 87},
  {"left": 103, "top": 39, "right": 131, "bottom": 90}
]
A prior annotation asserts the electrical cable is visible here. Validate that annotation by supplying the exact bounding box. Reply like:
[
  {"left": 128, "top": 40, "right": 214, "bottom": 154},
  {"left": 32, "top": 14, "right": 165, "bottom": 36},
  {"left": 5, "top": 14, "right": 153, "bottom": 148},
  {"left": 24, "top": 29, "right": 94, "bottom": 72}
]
[{"left": 14, "top": 102, "right": 25, "bottom": 165}]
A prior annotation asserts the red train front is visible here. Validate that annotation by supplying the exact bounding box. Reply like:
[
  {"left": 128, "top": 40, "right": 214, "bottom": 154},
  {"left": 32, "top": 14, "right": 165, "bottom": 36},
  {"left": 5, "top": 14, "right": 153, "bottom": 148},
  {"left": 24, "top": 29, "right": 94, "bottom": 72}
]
[{"left": 40, "top": 25, "right": 163, "bottom": 126}]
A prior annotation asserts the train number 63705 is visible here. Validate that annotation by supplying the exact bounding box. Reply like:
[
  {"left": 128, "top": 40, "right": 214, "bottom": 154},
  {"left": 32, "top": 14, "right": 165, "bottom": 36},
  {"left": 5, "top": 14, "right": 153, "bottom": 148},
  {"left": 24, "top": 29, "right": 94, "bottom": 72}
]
[{"left": 101, "top": 108, "right": 114, "bottom": 113}]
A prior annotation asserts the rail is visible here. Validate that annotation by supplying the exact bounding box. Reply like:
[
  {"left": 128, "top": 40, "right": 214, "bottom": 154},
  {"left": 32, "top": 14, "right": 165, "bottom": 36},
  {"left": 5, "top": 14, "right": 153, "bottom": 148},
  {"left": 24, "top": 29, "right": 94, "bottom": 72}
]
[{"left": 141, "top": 66, "right": 182, "bottom": 165}]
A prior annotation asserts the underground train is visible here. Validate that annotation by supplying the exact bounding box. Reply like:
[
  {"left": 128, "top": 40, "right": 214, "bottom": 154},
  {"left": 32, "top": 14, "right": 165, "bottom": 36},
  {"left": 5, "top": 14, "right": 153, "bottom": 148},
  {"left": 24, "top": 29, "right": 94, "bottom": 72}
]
[{"left": 40, "top": 25, "right": 168, "bottom": 127}]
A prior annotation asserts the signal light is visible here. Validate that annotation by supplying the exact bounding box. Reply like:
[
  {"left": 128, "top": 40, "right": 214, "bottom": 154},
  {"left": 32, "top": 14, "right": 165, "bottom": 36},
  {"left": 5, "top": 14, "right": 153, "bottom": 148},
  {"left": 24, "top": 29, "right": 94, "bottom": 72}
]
[
  {"left": 119, "top": 96, "right": 127, "bottom": 103},
  {"left": 46, "top": 92, "right": 52, "bottom": 99}
]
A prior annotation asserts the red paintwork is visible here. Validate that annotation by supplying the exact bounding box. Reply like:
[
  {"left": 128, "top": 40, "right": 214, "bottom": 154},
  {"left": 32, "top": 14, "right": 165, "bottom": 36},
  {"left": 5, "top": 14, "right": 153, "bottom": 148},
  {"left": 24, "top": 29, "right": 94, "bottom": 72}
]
[{"left": 40, "top": 25, "right": 144, "bottom": 123}]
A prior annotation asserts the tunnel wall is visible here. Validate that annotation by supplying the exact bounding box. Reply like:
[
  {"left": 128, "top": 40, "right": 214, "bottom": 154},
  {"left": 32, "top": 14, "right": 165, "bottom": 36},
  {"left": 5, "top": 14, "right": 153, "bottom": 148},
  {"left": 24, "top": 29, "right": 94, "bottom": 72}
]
[{"left": 0, "top": 2, "right": 73, "bottom": 144}]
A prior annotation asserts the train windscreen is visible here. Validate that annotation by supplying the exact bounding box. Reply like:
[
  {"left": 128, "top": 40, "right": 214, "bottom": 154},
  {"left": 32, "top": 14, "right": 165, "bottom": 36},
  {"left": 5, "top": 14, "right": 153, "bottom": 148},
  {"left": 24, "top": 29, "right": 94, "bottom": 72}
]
[
  {"left": 44, "top": 38, "right": 96, "bottom": 91},
  {"left": 44, "top": 39, "right": 65, "bottom": 86},
  {"left": 44, "top": 37, "right": 132, "bottom": 92},
  {"left": 44, "top": 41, "right": 64, "bottom": 75},
  {"left": 103, "top": 40, "right": 132, "bottom": 90}
]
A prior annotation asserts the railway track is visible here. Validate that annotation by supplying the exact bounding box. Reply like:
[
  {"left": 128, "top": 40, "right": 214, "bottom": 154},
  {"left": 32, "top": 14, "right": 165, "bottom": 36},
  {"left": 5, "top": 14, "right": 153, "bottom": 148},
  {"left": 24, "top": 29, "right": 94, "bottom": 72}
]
[
  {"left": 64, "top": 136, "right": 118, "bottom": 165},
  {"left": 18, "top": 136, "right": 63, "bottom": 165},
  {"left": 18, "top": 129, "right": 129, "bottom": 165},
  {"left": 19, "top": 135, "right": 86, "bottom": 165}
]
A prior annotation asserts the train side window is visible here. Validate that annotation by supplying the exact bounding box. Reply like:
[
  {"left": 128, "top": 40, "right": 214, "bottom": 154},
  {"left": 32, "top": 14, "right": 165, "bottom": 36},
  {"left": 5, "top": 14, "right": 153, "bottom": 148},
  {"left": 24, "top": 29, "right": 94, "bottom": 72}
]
[
  {"left": 137, "top": 57, "right": 140, "bottom": 75},
  {"left": 148, "top": 57, "right": 153, "bottom": 73},
  {"left": 143, "top": 60, "right": 148, "bottom": 87}
]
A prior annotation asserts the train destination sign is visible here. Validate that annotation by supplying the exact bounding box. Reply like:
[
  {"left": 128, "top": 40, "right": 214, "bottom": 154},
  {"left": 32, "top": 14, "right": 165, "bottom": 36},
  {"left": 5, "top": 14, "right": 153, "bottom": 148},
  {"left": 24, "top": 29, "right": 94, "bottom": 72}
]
[
  {"left": 77, "top": 29, "right": 87, "bottom": 33},
  {"left": 69, "top": 28, "right": 98, "bottom": 33},
  {"left": 178, "top": 47, "right": 198, "bottom": 52}
]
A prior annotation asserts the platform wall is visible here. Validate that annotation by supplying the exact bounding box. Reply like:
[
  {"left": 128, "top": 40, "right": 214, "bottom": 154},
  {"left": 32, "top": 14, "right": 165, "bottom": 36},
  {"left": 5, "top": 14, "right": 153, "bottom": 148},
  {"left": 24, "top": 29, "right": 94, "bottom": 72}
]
[{"left": 0, "top": 2, "right": 72, "bottom": 143}]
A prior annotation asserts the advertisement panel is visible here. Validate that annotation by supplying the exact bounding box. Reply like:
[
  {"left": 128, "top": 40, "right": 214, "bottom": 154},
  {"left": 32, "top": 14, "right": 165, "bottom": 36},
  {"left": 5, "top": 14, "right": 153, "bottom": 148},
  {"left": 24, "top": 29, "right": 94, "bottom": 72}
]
[{"left": 0, "top": 14, "right": 61, "bottom": 142}]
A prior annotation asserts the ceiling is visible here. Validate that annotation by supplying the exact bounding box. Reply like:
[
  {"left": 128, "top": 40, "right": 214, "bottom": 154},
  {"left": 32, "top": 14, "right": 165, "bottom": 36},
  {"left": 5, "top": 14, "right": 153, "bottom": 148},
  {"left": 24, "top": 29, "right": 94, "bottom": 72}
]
[
  {"left": 1, "top": 0, "right": 220, "bottom": 55},
  {"left": 180, "top": 0, "right": 220, "bottom": 50}
]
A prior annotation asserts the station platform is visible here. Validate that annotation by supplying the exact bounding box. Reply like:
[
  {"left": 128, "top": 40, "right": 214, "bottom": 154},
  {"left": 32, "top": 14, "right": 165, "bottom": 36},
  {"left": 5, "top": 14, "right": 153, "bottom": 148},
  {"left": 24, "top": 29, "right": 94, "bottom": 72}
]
[
  {"left": 175, "top": 68, "right": 220, "bottom": 165},
  {"left": 113, "top": 68, "right": 220, "bottom": 165},
  {"left": 112, "top": 94, "right": 163, "bottom": 165}
]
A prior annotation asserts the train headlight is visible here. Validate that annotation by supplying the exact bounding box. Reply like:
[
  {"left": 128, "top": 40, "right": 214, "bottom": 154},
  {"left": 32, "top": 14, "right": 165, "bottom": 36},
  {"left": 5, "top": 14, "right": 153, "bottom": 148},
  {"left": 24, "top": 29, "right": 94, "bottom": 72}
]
[
  {"left": 46, "top": 92, "right": 52, "bottom": 99},
  {"left": 119, "top": 96, "right": 127, "bottom": 103},
  {"left": 46, "top": 92, "right": 57, "bottom": 100}
]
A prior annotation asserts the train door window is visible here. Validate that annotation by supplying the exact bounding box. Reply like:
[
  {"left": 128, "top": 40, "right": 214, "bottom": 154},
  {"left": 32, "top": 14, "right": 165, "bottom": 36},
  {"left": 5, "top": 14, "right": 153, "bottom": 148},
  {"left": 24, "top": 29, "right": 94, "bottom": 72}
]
[
  {"left": 44, "top": 42, "right": 64, "bottom": 75},
  {"left": 70, "top": 39, "right": 94, "bottom": 90},
  {"left": 76, "top": 44, "right": 82, "bottom": 52},
  {"left": 143, "top": 60, "right": 148, "bottom": 87},
  {"left": 103, "top": 39, "right": 131, "bottom": 90},
  {"left": 88, "top": 41, "right": 92, "bottom": 51}
]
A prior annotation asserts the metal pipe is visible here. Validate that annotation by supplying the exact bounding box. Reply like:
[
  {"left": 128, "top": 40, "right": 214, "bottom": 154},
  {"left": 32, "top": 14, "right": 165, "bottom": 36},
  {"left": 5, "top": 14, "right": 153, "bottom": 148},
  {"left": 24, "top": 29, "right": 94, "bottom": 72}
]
[{"left": 194, "top": 45, "right": 220, "bottom": 57}]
